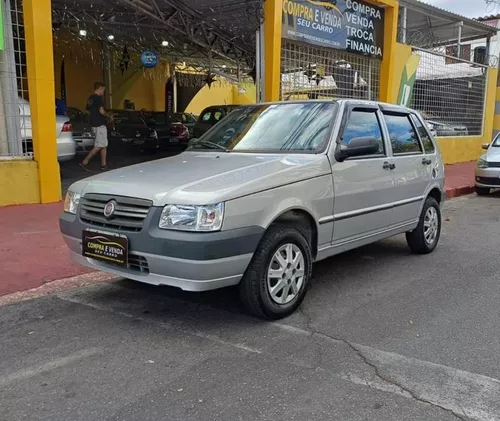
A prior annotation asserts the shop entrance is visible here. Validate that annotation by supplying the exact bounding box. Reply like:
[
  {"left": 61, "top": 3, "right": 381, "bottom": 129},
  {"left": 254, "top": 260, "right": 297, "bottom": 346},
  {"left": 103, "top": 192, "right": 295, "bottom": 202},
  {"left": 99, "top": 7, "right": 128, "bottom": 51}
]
[{"left": 280, "top": 39, "right": 381, "bottom": 101}]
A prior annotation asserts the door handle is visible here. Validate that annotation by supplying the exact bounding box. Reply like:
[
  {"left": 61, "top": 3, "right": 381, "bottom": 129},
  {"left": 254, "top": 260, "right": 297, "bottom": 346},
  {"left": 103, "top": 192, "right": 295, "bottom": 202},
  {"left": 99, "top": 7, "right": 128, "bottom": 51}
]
[
  {"left": 383, "top": 161, "right": 396, "bottom": 170},
  {"left": 422, "top": 158, "right": 432, "bottom": 166}
]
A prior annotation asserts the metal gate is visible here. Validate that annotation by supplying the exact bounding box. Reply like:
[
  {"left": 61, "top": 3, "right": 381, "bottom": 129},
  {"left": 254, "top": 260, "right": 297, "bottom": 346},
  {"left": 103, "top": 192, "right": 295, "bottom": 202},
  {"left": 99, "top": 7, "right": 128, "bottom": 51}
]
[
  {"left": 410, "top": 47, "right": 487, "bottom": 137},
  {"left": 280, "top": 39, "right": 381, "bottom": 101}
]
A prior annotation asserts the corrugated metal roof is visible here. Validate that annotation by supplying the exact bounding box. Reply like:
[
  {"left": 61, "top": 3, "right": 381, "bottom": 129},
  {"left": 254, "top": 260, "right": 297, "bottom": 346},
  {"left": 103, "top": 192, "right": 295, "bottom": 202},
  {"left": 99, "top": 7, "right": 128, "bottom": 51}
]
[
  {"left": 477, "top": 14, "right": 500, "bottom": 22},
  {"left": 401, "top": 0, "right": 498, "bottom": 34}
]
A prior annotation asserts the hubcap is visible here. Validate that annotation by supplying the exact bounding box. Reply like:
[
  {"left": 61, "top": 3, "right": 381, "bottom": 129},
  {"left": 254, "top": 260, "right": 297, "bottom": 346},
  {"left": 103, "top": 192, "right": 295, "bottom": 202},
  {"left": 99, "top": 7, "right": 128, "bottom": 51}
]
[
  {"left": 267, "top": 243, "right": 305, "bottom": 305},
  {"left": 424, "top": 206, "right": 439, "bottom": 245}
]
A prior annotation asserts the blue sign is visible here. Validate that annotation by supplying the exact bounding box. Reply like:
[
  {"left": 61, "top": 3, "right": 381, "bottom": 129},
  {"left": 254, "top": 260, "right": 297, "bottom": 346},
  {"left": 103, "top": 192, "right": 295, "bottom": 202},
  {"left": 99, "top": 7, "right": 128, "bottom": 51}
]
[
  {"left": 282, "top": 0, "right": 384, "bottom": 57},
  {"left": 141, "top": 50, "right": 159, "bottom": 68}
]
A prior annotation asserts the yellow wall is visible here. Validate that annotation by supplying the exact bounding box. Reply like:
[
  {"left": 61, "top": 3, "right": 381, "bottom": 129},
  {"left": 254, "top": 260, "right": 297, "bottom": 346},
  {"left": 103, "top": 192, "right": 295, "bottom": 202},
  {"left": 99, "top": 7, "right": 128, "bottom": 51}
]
[
  {"left": 53, "top": 36, "right": 103, "bottom": 110},
  {"left": 0, "top": 160, "right": 40, "bottom": 206},
  {"left": 185, "top": 82, "right": 256, "bottom": 115},
  {"left": 53, "top": 31, "right": 169, "bottom": 111},
  {"left": 111, "top": 67, "right": 168, "bottom": 111}
]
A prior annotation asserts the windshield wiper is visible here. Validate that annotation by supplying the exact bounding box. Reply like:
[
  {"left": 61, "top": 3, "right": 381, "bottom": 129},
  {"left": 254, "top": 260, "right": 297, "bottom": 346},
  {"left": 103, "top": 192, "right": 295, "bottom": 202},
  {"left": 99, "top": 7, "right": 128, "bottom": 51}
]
[{"left": 191, "top": 139, "right": 231, "bottom": 152}]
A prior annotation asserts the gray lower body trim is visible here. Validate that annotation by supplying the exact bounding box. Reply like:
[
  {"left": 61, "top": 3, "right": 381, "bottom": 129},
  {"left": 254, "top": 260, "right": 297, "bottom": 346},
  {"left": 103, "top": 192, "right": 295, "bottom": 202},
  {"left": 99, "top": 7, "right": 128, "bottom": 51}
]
[
  {"left": 60, "top": 210, "right": 265, "bottom": 261},
  {"left": 317, "top": 220, "right": 418, "bottom": 261},
  {"left": 63, "top": 234, "right": 251, "bottom": 292}
]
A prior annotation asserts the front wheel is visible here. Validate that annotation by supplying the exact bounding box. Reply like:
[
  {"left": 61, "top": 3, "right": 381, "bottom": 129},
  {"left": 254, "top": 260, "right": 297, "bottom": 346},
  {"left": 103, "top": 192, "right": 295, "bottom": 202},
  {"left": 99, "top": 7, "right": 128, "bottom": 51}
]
[
  {"left": 476, "top": 186, "right": 490, "bottom": 196},
  {"left": 406, "top": 197, "right": 441, "bottom": 254},
  {"left": 239, "top": 225, "right": 312, "bottom": 320}
]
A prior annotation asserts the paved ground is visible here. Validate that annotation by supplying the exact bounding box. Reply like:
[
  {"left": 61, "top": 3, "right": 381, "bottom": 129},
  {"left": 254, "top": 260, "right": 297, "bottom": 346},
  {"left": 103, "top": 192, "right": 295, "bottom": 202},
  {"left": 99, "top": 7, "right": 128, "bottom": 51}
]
[{"left": 2, "top": 194, "right": 500, "bottom": 421}]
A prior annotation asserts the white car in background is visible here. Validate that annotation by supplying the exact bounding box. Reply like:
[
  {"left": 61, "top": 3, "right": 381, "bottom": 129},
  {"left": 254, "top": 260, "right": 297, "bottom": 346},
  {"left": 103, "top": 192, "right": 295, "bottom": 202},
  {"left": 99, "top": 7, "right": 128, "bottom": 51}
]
[{"left": 19, "top": 99, "right": 76, "bottom": 162}]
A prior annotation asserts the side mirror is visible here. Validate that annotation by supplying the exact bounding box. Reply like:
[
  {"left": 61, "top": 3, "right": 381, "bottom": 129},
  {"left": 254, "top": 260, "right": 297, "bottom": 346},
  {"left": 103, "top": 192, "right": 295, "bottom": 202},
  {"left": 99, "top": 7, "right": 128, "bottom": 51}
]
[
  {"left": 335, "top": 137, "right": 380, "bottom": 162},
  {"left": 482, "top": 143, "right": 490, "bottom": 150},
  {"left": 187, "top": 138, "right": 198, "bottom": 147}
]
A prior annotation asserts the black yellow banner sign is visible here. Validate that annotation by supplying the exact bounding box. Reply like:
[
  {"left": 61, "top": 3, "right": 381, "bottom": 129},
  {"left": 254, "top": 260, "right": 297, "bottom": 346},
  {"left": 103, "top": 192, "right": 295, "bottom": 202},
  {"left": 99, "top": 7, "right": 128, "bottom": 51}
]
[{"left": 282, "top": 0, "right": 385, "bottom": 57}]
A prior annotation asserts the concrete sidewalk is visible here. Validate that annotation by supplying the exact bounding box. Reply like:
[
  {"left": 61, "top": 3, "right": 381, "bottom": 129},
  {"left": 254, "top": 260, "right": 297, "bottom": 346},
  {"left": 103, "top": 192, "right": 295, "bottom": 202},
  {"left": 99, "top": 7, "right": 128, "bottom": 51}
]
[
  {"left": 0, "top": 202, "right": 91, "bottom": 296},
  {"left": 0, "top": 161, "right": 477, "bottom": 297},
  {"left": 444, "top": 161, "right": 476, "bottom": 198}
]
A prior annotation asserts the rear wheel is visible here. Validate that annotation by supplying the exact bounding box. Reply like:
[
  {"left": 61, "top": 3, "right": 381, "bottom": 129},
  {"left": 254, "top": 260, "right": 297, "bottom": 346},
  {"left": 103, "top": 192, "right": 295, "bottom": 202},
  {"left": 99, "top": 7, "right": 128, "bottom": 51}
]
[
  {"left": 476, "top": 186, "right": 490, "bottom": 196},
  {"left": 406, "top": 197, "right": 441, "bottom": 254},
  {"left": 239, "top": 225, "right": 312, "bottom": 320}
]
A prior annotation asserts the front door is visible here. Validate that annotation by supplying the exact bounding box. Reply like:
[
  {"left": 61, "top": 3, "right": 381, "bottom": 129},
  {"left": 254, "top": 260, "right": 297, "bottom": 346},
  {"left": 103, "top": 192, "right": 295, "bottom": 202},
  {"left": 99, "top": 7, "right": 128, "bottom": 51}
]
[
  {"left": 380, "top": 111, "right": 431, "bottom": 226},
  {"left": 330, "top": 106, "right": 395, "bottom": 244}
]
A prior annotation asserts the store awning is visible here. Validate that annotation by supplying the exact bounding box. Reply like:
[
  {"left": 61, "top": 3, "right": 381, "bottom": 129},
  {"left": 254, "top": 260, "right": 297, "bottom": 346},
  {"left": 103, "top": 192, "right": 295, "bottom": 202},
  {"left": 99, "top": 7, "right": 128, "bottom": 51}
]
[{"left": 399, "top": 0, "right": 497, "bottom": 48}]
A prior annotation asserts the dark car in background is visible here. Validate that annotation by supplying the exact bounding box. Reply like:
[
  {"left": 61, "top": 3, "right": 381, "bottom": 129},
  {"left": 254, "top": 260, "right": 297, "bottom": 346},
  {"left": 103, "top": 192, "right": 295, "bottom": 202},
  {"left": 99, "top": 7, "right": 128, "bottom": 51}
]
[
  {"left": 110, "top": 111, "right": 190, "bottom": 152},
  {"left": 67, "top": 107, "right": 94, "bottom": 153},
  {"left": 172, "top": 112, "right": 197, "bottom": 136},
  {"left": 193, "top": 105, "right": 240, "bottom": 138}
]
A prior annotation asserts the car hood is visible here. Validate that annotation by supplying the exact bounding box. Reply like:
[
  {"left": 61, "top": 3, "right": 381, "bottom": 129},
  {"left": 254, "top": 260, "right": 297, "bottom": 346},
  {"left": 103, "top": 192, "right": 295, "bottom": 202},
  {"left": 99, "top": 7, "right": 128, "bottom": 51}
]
[{"left": 76, "top": 152, "right": 331, "bottom": 206}]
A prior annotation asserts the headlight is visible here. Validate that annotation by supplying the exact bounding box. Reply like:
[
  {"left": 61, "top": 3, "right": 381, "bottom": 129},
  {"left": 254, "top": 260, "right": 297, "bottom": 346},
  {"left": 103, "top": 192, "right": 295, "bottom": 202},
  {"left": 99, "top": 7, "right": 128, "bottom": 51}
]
[
  {"left": 159, "top": 203, "right": 224, "bottom": 231},
  {"left": 476, "top": 158, "right": 489, "bottom": 169},
  {"left": 64, "top": 190, "right": 81, "bottom": 214}
]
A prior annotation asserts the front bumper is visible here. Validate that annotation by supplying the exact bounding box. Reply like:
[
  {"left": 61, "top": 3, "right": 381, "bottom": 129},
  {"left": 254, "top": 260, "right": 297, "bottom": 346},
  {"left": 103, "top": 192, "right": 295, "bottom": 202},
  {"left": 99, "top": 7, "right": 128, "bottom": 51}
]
[
  {"left": 59, "top": 211, "right": 264, "bottom": 292},
  {"left": 475, "top": 167, "right": 500, "bottom": 188}
]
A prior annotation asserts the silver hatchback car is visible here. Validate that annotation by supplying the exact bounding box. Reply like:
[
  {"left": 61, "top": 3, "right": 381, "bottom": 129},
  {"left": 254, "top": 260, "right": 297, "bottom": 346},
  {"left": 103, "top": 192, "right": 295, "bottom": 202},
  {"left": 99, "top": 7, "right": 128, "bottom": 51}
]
[
  {"left": 60, "top": 100, "right": 445, "bottom": 319},
  {"left": 475, "top": 134, "right": 500, "bottom": 195}
]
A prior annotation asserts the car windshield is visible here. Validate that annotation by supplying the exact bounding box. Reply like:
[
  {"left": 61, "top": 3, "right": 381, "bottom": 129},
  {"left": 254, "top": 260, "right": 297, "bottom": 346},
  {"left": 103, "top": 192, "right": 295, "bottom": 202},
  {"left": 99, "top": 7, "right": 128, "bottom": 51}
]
[
  {"left": 189, "top": 102, "right": 336, "bottom": 152},
  {"left": 492, "top": 133, "right": 500, "bottom": 147}
]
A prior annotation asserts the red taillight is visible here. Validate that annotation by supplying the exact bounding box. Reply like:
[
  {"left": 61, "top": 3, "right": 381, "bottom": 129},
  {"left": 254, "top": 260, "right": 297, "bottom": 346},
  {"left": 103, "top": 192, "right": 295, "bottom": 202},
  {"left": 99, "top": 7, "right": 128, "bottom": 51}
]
[{"left": 62, "top": 122, "right": 72, "bottom": 132}]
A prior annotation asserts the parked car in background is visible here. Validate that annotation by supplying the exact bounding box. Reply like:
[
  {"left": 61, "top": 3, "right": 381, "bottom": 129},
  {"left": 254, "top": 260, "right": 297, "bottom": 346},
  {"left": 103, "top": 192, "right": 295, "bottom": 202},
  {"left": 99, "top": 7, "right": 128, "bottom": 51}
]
[
  {"left": 425, "top": 120, "right": 468, "bottom": 137},
  {"left": 475, "top": 133, "right": 500, "bottom": 195},
  {"left": 20, "top": 99, "right": 76, "bottom": 162},
  {"left": 110, "top": 111, "right": 190, "bottom": 152},
  {"left": 172, "top": 112, "right": 197, "bottom": 136},
  {"left": 193, "top": 105, "right": 240, "bottom": 138},
  {"left": 61, "top": 100, "right": 445, "bottom": 320},
  {"left": 67, "top": 107, "right": 94, "bottom": 153}
]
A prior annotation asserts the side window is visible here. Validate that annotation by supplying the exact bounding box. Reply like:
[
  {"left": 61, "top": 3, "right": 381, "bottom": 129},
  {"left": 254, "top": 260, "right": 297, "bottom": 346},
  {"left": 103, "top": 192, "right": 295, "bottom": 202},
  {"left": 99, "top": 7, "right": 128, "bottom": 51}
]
[
  {"left": 342, "top": 110, "right": 385, "bottom": 155},
  {"left": 213, "top": 111, "right": 223, "bottom": 122},
  {"left": 411, "top": 115, "right": 435, "bottom": 154},
  {"left": 201, "top": 111, "right": 212, "bottom": 122},
  {"left": 383, "top": 113, "right": 423, "bottom": 155}
]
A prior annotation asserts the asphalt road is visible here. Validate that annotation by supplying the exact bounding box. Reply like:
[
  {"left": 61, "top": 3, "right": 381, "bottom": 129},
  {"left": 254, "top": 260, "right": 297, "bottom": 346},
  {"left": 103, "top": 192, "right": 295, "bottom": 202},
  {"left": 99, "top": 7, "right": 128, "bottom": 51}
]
[{"left": 2, "top": 194, "right": 500, "bottom": 421}]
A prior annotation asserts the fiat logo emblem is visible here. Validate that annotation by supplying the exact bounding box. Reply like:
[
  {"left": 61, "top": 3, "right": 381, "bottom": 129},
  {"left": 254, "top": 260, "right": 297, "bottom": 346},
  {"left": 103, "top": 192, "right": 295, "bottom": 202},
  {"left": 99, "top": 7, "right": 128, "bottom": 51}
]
[{"left": 103, "top": 200, "right": 117, "bottom": 218}]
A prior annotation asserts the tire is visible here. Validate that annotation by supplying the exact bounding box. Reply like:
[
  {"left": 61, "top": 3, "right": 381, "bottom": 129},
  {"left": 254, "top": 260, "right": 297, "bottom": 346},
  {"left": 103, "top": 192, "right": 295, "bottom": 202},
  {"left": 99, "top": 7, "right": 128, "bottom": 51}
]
[
  {"left": 239, "top": 225, "right": 313, "bottom": 320},
  {"left": 406, "top": 197, "right": 441, "bottom": 254},
  {"left": 476, "top": 186, "right": 490, "bottom": 196}
]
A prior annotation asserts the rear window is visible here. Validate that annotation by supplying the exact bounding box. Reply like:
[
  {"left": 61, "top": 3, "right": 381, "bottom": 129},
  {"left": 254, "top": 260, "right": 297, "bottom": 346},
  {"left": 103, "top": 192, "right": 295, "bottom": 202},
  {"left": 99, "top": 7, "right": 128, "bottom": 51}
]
[
  {"left": 383, "top": 113, "right": 423, "bottom": 155},
  {"left": 201, "top": 111, "right": 212, "bottom": 122},
  {"left": 412, "top": 115, "right": 435, "bottom": 153}
]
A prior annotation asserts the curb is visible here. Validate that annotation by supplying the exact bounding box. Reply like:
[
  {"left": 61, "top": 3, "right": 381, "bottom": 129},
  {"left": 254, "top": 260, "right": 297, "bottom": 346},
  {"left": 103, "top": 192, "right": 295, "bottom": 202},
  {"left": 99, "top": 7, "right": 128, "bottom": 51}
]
[
  {"left": 445, "top": 185, "right": 475, "bottom": 199},
  {"left": 0, "top": 272, "right": 118, "bottom": 307}
]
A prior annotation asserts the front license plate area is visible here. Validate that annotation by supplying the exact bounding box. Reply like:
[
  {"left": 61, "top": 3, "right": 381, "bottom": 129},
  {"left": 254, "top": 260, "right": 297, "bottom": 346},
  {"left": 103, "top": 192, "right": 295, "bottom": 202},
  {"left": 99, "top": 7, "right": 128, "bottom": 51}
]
[{"left": 82, "top": 230, "right": 128, "bottom": 267}]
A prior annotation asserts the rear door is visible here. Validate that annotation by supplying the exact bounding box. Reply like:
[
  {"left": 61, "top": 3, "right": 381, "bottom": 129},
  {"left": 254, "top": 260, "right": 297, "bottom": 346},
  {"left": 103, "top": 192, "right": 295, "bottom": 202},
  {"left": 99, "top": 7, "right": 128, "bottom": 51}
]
[
  {"left": 330, "top": 104, "right": 395, "bottom": 243},
  {"left": 380, "top": 110, "right": 430, "bottom": 226}
]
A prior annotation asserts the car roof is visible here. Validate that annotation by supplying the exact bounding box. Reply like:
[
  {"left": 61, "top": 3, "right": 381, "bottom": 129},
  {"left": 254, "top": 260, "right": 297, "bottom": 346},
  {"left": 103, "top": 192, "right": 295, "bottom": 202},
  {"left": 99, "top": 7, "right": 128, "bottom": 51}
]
[
  {"left": 225, "top": 99, "right": 417, "bottom": 114},
  {"left": 201, "top": 105, "right": 240, "bottom": 112}
]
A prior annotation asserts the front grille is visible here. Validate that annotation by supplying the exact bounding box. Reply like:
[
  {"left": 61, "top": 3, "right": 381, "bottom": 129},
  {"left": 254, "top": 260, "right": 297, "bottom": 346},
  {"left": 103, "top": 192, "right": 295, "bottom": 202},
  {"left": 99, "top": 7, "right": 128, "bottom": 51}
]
[
  {"left": 80, "top": 194, "right": 152, "bottom": 232},
  {"left": 476, "top": 177, "right": 500, "bottom": 186},
  {"left": 128, "top": 254, "right": 150, "bottom": 274},
  {"left": 487, "top": 162, "right": 500, "bottom": 168}
]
